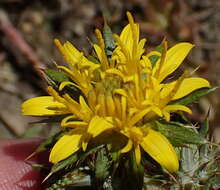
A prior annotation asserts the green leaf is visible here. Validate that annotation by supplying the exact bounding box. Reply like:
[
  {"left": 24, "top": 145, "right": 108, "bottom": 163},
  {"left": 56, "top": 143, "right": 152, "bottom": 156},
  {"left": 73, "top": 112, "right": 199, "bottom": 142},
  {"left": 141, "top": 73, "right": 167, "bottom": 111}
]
[
  {"left": 205, "top": 174, "right": 220, "bottom": 190},
  {"left": 30, "top": 163, "right": 49, "bottom": 174},
  {"left": 112, "top": 151, "right": 144, "bottom": 190},
  {"left": 45, "top": 169, "right": 90, "bottom": 190},
  {"left": 45, "top": 68, "right": 81, "bottom": 100},
  {"left": 180, "top": 144, "right": 199, "bottom": 174},
  {"left": 103, "top": 19, "right": 115, "bottom": 57},
  {"left": 45, "top": 69, "right": 70, "bottom": 86},
  {"left": 199, "top": 114, "right": 210, "bottom": 137},
  {"left": 51, "top": 152, "right": 79, "bottom": 174},
  {"left": 36, "top": 130, "right": 67, "bottom": 153},
  {"left": 155, "top": 122, "right": 206, "bottom": 146},
  {"left": 94, "top": 148, "right": 110, "bottom": 184},
  {"left": 149, "top": 44, "right": 163, "bottom": 67},
  {"left": 46, "top": 144, "right": 104, "bottom": 182},
  {"left": 87, "top": 55, "right": 100, "bottom": 65},
  {"left": 25, "top": 130, "right": 67, "bottom": 167},
  {"left": 171, "top": 87, "right": 216, "bottom": 106}
]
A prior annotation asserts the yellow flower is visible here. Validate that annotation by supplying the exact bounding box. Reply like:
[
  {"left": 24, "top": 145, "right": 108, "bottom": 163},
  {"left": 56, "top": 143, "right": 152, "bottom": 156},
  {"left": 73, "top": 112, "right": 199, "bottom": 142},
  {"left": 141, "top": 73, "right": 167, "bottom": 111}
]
[{"left": 22, "top": 11, "right": 210, "bottom": 172}]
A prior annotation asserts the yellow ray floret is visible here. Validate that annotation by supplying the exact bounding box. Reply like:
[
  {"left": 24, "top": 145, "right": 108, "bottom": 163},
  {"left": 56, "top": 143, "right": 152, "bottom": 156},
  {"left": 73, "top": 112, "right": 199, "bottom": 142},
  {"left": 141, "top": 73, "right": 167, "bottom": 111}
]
[
  {"left": 153, "top": 42, "right": 194, "bottom": 82},
  {"left": 141, "top": 128, "right": 179, "bottom": 172},
  {"left": 49, "top": 129, "right": 83, "bottom": 163},
  {"left": 21, "top": 12, "right": 211, "bottom": 174},
  {"left": 22, "top": 96, "right": 69, "bottom": 116}
]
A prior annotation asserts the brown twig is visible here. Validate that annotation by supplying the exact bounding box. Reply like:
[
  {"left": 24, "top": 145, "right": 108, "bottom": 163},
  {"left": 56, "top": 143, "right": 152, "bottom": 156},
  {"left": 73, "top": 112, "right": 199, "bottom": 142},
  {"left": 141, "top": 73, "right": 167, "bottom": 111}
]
[{"left": 0, "top": 9, "right": 45, "bottom": 78}]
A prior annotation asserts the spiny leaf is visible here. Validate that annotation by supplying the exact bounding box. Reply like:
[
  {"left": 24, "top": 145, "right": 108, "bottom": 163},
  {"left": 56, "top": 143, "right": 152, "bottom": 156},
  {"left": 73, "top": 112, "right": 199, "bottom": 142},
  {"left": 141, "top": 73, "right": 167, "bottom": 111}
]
[
  {"left": 171, "top": 87, "right": 216, "bottom": 106},
  {"left": 155, "top": 122, "right": 206, "bottom": 146},
  {"left": 30, "top": 163, "right": 49, "bottom": 174},
  {"left": 204, "top": 174, "right": 220, "bottom": 190},
  {"left": 46, "top": 145, "right": 104, "bottom": 182},
  {"left": 51, "top": 153, "right": 79, "bottom": 174},
  {"left": 199, "top": 113, "right": 210, "bottom": 137},
  {"left": 45, "top": 170, "right": 90, "bottom": 190},
  {"left": 180, "top": 144, "right": 199, "bottom": 174}
]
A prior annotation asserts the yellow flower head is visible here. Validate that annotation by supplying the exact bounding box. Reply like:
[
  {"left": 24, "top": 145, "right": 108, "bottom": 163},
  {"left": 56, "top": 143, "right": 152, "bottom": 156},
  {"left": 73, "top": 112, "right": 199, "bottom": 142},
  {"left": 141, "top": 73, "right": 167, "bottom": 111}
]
[{"left": 22, "top": 12, "right": 210, "bottom": 173}]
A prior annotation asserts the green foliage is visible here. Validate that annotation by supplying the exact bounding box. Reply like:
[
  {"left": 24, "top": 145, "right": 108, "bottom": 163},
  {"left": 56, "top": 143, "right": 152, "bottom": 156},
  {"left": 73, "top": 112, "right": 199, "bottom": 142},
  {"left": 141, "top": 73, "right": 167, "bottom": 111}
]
[
  {"left": 103, "top": 20, "right": 115, "bottom": 57},
  {"left": 112, "top": 152, "right": 144, "bottom": 190},
  {"left": 171, "top": 87, "right": 216, "bottom": 106},
  {"left": 45, "top": 170, "right": 91, "bottom": 190},
  {"left": 36, "top": 130, "right": 67, "bottom": 153},
  {"left": 45, "top": 68, "right": 81, "bottom": 100},
  {"left": 90, "top": 148, "right": 110, "bottom": 188},
  {"left": 45, "top": 69, "right": 70, "bottom": 85},
  {"left": 155, "top": 122, "right": 206, "bottom": 146},
  {"left": 149, "top": 44, "right": 163, "bottom": 67},
  {"left": 144, "top": 118, "right": 220, "bottom": 190}
]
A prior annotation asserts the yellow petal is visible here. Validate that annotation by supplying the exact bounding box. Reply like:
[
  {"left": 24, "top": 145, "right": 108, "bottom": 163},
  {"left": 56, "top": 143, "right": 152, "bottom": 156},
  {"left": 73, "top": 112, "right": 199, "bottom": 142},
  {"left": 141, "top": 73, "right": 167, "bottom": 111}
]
[
  {"left": 164, "top": 105, "right": 192, "bottom": 114},
  {"left": 87, "top": 116, "right": 114, "bottom": 138},
  {"left": 59, "top": 81, "right": 81, "bottom": 91},
  {"left": 156, "top": 43, "right": 194, "bottom": 82},
  {"left": 106, "top": 68, "right": 125, "bottom": 79},
  {"left": 93, "top": 44, "right": 102, "bottom": 63},
  {"left": 128, "top": 108, "right": 151, "bottom": 127},
  {"left": 22, "top": 96, "right": 68, "bottom": 116},
  {"left": 172, "top": 77, "right": 210, "bottom": 100},
  {"left": 151, "top": 106, "right": 163, "bottom": 117},
  {"left": 79, "top": 96, "right": 93, "bottom": 120},
  {"left": 121, "top": 139, "right": 133, "bottom": 153},
  {"left": 49, "top": 131, "right": 82, "bottom": 163},
  {"left": 141, "top": 129, "right": 179, "bottom": 172},
  {"left": 120, "top": 24, "right": 133, "bottom": 52},
  {"left": 134, "top": 145, "right": 141, "bottom": 165}
]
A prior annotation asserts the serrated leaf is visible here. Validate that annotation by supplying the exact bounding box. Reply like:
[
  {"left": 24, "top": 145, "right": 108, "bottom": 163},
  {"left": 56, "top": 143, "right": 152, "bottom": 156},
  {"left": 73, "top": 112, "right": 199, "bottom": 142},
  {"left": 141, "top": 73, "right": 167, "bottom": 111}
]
[
  {"left": 171, "top": 87, "right": 216, "bottom": 106},
  {"left": 155, "top": 122, "right": 206, "bottom": 146}
]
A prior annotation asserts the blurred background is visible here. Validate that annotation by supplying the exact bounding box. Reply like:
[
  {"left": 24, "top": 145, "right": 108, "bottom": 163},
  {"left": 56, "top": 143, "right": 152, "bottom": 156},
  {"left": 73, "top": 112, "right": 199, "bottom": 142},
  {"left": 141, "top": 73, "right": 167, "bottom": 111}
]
[{"left": 0, "top": 0, "right": 220, "bottom": 141}]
